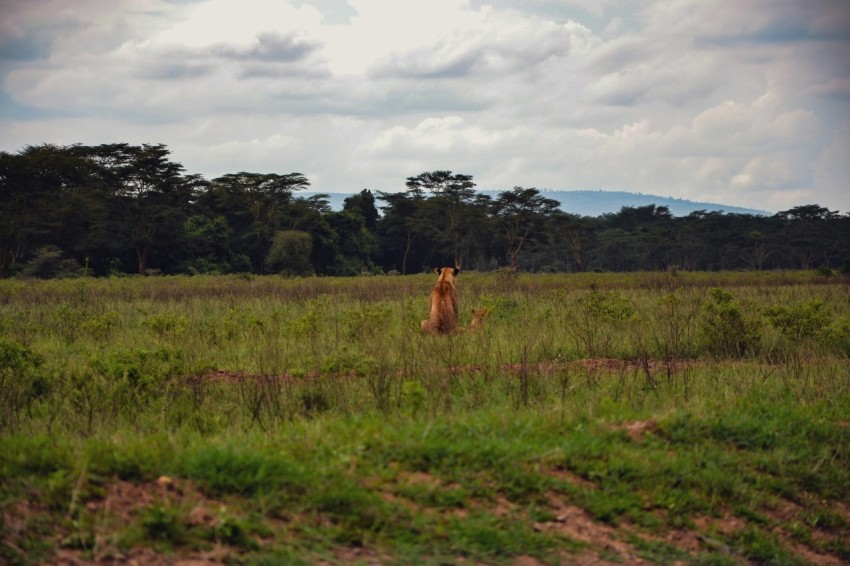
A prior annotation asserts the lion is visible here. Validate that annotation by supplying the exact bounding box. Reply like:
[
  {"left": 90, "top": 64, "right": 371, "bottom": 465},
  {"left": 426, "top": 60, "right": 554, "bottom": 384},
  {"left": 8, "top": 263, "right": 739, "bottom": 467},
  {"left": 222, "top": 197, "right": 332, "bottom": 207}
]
[
  {"left": 421, "top": 266, "right": 460, "bottom": 335},
  {"left": 469, "top": 307, "right": 490, "bottom": 333}
]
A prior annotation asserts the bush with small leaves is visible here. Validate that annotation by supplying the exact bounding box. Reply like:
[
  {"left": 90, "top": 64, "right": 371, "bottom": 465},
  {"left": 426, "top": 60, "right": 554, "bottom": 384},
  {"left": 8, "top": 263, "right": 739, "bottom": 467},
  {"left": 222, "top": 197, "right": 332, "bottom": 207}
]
[
  {"left": 700, "top": 288, "right": 761, "bottom": 359},
  {"left": 0, "top": 338, "right": 47, "bottom": 429}
]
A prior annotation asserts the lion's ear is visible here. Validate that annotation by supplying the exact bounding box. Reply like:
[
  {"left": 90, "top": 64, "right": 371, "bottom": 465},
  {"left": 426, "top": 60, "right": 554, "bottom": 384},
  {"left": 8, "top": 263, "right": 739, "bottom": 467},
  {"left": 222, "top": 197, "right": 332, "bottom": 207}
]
[
  {"left": 434, "top": 267, "right": 441, "bottom": 275},
  {"left": 453, "top": 267, "right": 460, "bottom": 276}
]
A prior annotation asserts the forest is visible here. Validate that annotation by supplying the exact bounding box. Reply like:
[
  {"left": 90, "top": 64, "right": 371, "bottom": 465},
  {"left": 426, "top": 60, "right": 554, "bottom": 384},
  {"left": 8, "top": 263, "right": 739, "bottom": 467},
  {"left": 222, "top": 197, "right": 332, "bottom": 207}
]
[{"left": 2, "top": 142, "right": 849, "bottom": 278}]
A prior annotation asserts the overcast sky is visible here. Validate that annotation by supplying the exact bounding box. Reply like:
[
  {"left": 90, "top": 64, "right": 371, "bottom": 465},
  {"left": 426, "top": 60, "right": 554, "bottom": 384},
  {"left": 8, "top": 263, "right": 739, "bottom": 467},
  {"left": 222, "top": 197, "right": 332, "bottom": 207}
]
[{"left": 1, "top": 0, "right": 849, "bottom": 213}]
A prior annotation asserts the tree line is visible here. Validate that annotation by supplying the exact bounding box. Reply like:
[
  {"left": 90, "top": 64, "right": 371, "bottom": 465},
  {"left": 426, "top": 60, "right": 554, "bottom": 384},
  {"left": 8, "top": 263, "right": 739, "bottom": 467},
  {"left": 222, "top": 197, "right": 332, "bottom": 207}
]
[{"left": 2, "top": 143, "right": 848, "bottom": 278}]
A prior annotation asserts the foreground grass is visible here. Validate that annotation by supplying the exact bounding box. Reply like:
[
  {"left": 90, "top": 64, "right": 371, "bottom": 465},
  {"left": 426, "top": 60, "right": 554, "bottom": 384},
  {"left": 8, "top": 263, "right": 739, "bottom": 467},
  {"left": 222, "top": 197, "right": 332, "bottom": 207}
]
[
  {"left": 1, "top": 271, "right": 849, "bottom": 564},
  {"left": 3, "top": 383, "right": 849, "bottom": 564}
]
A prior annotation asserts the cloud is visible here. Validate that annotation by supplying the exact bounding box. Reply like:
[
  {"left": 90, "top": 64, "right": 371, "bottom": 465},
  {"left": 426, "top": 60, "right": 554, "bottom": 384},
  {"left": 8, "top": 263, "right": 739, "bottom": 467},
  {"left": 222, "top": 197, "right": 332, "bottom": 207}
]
[
  {"left": 213, "top": 31, "right": 321, "bottom": 62},
  {"left": 368, "top": 8, "right": 572, "bottom": 79},
  {"left": 812, "top": 126, "right": 850, "bottom": 210},
  {"left": 371, "top": 116, "right": 514, "bottom": 153},
  {"left": 0, "top": 0, "right": 848, "bottom": 213}
]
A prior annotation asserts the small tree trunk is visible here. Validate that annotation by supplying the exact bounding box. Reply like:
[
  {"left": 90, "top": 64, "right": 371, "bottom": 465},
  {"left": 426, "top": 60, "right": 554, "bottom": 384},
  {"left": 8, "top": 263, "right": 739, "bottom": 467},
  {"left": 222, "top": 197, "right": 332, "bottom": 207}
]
[
  {"left": 402, "top": 232, "right": 412, "bottom": 275},
  {"left": 137, "top": 247, "right": 148, "bottom": 275}
]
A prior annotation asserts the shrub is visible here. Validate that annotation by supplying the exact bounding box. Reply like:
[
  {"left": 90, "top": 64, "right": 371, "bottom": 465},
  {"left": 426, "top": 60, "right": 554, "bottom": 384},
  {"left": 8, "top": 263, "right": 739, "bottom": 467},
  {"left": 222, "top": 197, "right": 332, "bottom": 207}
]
[
  {"left": 266, "top": 230, "right": 313, "bottom": 276},
  {"left": 764, "top": 300, "right": 831, "bottom": 341},
  {"left": 823, "top": 318, "right": 850, "bottom": 357},
  {"left": 82, "top": 310, "right": 120, "bottom": 340},
  {"left": 700, "top": 288, "right": 760, "bottom": 359},
  {"left": 650, "top": 292, "right": 699, "bottom": 360},
  {"left": 342, "top": 303, "right": 391, "bottom": 341},
  {"left": 566, "top": 289, "right": 635, "bottom": 358},
  {"left": 90, "top": 347, "right": 186, "bottom": 390},
  {"left": 18, "top": 246, "right": 82, "bottom": 279},
  {"left": 0, "top": 338, "right": 47, "bottom": 429}
]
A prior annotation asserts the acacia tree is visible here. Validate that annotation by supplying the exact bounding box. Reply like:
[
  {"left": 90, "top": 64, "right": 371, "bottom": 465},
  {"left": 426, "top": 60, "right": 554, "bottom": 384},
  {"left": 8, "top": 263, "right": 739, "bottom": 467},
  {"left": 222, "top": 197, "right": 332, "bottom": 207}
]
[
  {"left": 592, "top": 205, "right": 676, "bottom": 270},
  {"left": 376, "top": 189, "right": 429, "bottom": 274},
  {"left": 555, "top": 213, "right": 593, "bottom": 272},
  {"left": 776, "top": 205, "right": 843, "bottom": 269},
  {"left": 78, "top": 143, "right": 197, "bottom": 274},
  {"left": 206, "top": 172, "right": 310, "bottom": 271},
  {"left": 0, "top": 144, "right": 101, "bottom": 277},
  {"left": 0, "top": 147, "right": 59, "bottom": 277},
  {"left": 343, "top": 189, "right": 379, "bottom": 232},
  {"left": 463, "top": 193, "right": 497, "bottom": 270},
  {"left": 492, "top": 187, "right": 560, "bottom": 269},
  {"left": 406, "top": 170, "right": 476, "bottom": 266}
]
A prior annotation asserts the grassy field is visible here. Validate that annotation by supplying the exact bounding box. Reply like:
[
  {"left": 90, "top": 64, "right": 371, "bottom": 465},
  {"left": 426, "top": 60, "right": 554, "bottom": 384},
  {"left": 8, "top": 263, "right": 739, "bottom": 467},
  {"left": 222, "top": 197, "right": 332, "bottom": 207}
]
[{"left": 1, "top": 270, "right": 849, "bottom": 565}]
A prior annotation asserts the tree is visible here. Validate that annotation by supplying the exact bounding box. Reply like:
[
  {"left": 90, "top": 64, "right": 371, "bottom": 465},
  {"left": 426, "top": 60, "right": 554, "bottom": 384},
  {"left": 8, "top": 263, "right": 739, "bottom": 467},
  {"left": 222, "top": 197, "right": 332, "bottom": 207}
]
[
  {"left": 206, "top": 172, "right": 310, "bottom": 272},
  {"left": 266, "top": 230, "right": 313, "bottom": 276},
  {"left": 343, "top": 189, "right": 379, "bottom": 232},
  {"left": 0, "top": 150, "right": 48, "bottom": 277},
  {"left": 182, "top": 214, "right": 249, "bottom": 274},
  {"left": 405, "top": 171, "right": 476, "bottom": 265},
  {"left": 549, "top": 212, "right": 592, "bottom": 272},
  {"left": 595, "top": 205, "right": 676, "bottom": 270},
  {"left": 18, "top": 246, "right": 82, "bottom": 279},
  {"left": 777, "top": 205, "right": 839, "bottom": 222},
  {"left": 78, "top": 143, "right": 195, "bottom": 274},
  {"left": 376, "top": 190, "right": 429, "bottom": 274},
  {"left": 283, "top": 195, "right": 340, "bottom": 275},
  {"left": 741, "top": 231, "right": 772, "bottom": 270},
  {"left": 464, "top": 193, "right": 497, "bottom": 270},
  {"left": 775, "top": 205, "right": 843, "bottom": 269},
  {"left": 0, "top": 144, "right": 106, "bottom": 277},
  {"left": 492, "top": 187, "right": 560, "bottom": 269}
]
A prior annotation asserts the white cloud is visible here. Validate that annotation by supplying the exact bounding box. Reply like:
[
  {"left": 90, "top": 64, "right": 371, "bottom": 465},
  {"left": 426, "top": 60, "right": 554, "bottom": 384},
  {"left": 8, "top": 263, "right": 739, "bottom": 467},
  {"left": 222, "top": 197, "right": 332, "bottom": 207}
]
[
  {"left": 154, "top": 0, "right": 325, "bottom": 48},
  {"left": 371, "top": 116, "right": 516, "bottom": 153},
  {"left": 1, "top": 0, "right": 848, "bottom": 213},
  {"left": 812, "top": 126, "right": 850, "bottom": 211}
]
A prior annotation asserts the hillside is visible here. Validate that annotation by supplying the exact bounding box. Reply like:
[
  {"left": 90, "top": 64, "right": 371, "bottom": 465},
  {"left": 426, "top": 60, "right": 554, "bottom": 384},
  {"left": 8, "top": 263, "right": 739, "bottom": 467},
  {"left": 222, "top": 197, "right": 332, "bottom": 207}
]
[
  {"left": 524, "top": 189, "right": 768, "bottom": 217},
  {"left": 306, "top": 189, "right": 769, "bottom": 217}
]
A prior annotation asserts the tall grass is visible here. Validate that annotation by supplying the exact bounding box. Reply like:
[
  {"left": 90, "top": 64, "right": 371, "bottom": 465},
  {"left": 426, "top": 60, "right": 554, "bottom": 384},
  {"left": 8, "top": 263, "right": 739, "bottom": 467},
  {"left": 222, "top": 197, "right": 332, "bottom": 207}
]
[
  {"left": 1, "top": 270, "right": 849, "bottom": 564},
  {"left": 1, "top": 271, "right": 849, "bottom": 432}
]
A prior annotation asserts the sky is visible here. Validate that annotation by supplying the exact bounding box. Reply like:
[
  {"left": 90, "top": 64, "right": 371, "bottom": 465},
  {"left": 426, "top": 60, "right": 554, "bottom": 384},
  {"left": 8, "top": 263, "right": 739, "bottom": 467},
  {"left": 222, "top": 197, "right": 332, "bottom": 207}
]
[{"left": 1, "top": 0, "right": 849, "bottom": 214}]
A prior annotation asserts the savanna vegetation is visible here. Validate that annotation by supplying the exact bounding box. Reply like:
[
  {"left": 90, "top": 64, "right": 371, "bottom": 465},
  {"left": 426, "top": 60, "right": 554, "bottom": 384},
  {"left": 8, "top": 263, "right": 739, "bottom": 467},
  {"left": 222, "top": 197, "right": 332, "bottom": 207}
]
[
  {"left": 2, "top": 270, "right": 849, "bottom": 564},
  {"left": 2, "top": 143, "right": 850, "bottom": 279}
]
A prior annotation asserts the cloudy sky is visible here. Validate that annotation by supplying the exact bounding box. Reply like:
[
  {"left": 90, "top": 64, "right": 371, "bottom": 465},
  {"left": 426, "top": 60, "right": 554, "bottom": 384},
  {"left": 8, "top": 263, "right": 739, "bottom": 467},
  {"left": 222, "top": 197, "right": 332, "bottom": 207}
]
[{"left": 1, "top": 0, "right": 849, "bottom": 213}]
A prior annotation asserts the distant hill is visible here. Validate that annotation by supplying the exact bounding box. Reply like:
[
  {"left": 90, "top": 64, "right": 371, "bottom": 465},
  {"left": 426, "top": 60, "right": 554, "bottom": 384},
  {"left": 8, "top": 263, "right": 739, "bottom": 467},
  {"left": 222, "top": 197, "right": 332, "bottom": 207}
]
[
  {"left": 507, "top": 190, "right": 768, "bottom": 217},
  {"left": 302, "top": 189, "right": 769, "bottom": 217}
]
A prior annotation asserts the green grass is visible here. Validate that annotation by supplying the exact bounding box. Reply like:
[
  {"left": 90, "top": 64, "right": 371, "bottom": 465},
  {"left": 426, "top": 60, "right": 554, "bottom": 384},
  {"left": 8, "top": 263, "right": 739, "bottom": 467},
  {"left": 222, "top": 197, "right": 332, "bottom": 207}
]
[{"left": 1, "top": 270, "right": 849, "bottom": 564}]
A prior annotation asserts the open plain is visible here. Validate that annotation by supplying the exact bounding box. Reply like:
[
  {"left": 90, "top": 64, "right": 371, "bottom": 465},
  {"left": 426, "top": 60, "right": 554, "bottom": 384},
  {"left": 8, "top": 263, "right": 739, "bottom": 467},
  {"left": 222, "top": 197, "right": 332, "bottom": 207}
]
[{"left": 1, "top": 270, "right": 849, "bottom": 564}]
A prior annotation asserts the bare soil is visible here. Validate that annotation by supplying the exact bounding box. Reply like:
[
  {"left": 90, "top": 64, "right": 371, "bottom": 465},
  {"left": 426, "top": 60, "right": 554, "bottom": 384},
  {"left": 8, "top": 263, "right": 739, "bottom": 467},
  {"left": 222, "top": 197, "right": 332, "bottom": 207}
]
[
  {"left": 195, "top": 357, "right": 696, "bottom": 384},
  {"left": 6, "top": 465, "right": 844, "bottom": 565}
]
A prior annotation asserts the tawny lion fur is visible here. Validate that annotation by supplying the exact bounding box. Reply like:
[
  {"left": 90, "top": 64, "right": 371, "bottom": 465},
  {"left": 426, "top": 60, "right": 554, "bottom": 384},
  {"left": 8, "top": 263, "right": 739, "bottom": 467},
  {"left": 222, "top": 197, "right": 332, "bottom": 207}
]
[
  {"left": 469, "top": 307, "right": 490, "bottom": 333},
  {"left": 421, "top": 267, "right": 460, "bottom": 335}
]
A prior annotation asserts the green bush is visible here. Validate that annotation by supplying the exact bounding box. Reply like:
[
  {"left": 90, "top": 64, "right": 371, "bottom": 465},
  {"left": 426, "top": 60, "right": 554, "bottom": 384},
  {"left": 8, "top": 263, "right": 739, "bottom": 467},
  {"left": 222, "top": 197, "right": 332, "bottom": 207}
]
[
  {"left": 91, "top": 347, "right": 186, "bottom": 384},
  {"left": 266, "top": 230, "right": 313, "bottom": 276},
  {"left": 0, "top": 338, "right": 47, "bottom": 429},
  {"left": 764, "top": 300, "right": 831, "bottom": 341},
  {"left": 342, "top": 303, "right": 391, "bottom": 341},
  {"left": 81, "top": 310, "right": 120, "bottom": 340},
  {"left": 143, "top": 313, "right": 188, "bottom": 339},
  {"left": 700, "top": 288, "right": 760, "bottom": 358},
  {"left": 17, "top": 246, "right": 82, "bottom": 279},
  {"left": 566, "top": 289, "right": 635, "bottom": 357}
]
